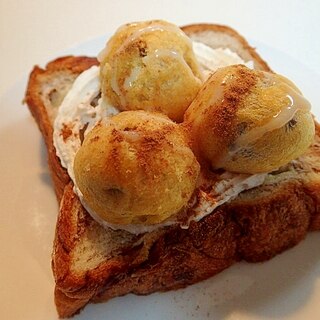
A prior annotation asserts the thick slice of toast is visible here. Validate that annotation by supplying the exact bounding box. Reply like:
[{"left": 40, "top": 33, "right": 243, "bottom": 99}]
[{"left": 24, "top": 24, "right": 320, "bottom": 318}]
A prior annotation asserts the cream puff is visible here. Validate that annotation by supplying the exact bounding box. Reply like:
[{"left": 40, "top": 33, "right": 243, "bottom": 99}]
[
  {"left": 74, "top": 110, "right": 200, "bottom": 225},
  {"left": 99, "top": 20, "right": 202, "bottom": 122},
  {"left": 184, "top": 65, "right": 315, "bottom": 173}
]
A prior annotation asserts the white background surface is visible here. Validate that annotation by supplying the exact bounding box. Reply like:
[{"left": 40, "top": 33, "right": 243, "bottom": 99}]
[
  {"left": 1, "top": 0, "right": 320, "bottom": 94},
  {"left": 1, "top": 1, "right": 320, "bottom": 319}
]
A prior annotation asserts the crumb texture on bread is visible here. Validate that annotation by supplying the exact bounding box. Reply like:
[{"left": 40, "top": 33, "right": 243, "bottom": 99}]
[{"left": 25, "top": 56, "right": 98, "bottom": 201}]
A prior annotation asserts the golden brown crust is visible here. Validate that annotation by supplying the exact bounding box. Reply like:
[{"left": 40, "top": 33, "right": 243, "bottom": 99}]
[
  {"left": 302, "top": 123, "right": 320, "bottom": 231},
  {"left": 24, "top": 25, "right": 320, "bottom": 318},
  {"left": 52, "top": 183, "right": 134, "bottom": 296},
  {"left": 74, "top": 111, "right": 200, "bottom": 225},
  {"left": 54, "top": 287, "right": 89, "bottom": 318},
  {"left": 181, "top": 23, "right": 271, "bottom": 72},
  {"left": 231, "top": 181, "right": 312, "bottom": 262},
  {"left": 308, "top": 182, "right": 320, "bottom": 230}
]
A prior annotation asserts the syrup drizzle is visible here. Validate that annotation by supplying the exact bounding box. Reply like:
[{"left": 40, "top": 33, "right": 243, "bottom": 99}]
[
  {"left": 103, "top": 23, "right": 200, "bottom": 106},
  {"left": 233, "top": 80, "right": 311, "bottom": 150}
]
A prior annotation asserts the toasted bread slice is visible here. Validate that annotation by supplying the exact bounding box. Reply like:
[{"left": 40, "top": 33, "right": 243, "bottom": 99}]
[{"left": 24, "top": 24, "right": 320, "bottom": 318}]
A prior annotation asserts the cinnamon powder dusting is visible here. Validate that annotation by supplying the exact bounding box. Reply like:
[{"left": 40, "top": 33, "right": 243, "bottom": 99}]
[
  {"left": 60, "top": 123, "right": 74, "bottom": 142},
  {"left": 107, "top": 129, "right": 124, "bottom": 171},
  {"left": 207, "top": 66, "right": 258, "bottom": 143},
  {"left": 136, "top": 124, "right": 175, "bottom": 175}
]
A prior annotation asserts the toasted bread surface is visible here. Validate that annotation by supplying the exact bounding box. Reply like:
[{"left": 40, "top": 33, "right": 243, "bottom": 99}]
[
  {"left": 24, "top": 24, "right": 320, "bottom": 318},
  {"left": 182, "top": 24, "right": 271, "bottom": 72}
]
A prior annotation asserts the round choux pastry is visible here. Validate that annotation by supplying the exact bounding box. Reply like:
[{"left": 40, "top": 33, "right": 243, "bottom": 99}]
[
  {"left": 74, "top": 111, "right": 200, "bottom": 225},
  {"left": 184, "top": 65, "right": 315, "bottom": 174},
  {"left": 98, "top": 20, "right": 202, "bottom": 122}
]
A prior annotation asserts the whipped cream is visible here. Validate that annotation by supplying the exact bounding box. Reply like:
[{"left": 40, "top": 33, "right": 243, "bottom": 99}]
[
  {"left": 53, "top": 42, "right": 263, "bottom": 234},
  {"left": 183, "top": 171, "right": 266, "bottom": 227},
  {"left": 53, "top": 66, "right": 118, "bottom": 181},
  {"left": 192, "top": 41, "right": 254, "bottom": 78},
  {"left": 85, "top": 171, "right": 266, "bottom": 234}
]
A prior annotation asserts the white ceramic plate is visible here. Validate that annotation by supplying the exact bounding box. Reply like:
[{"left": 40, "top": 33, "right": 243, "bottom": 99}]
[{"left": 0, "top": 36, "right": 320, "bottom": 320}]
